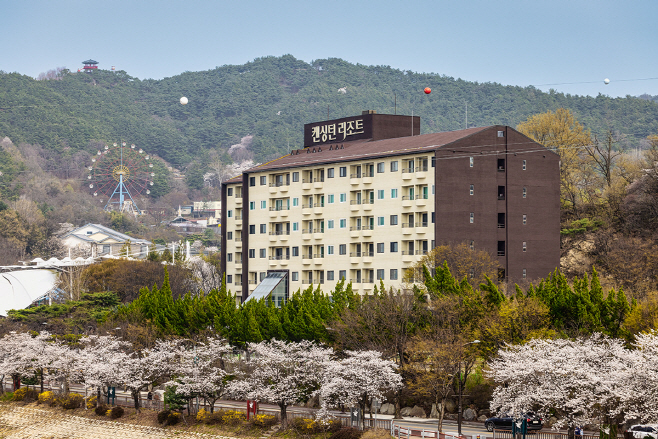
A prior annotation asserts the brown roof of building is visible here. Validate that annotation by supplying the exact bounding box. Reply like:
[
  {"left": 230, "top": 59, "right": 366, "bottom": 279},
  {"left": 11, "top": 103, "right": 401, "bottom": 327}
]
[{"left": 224, "top": 125, "right": 498, "bottom": 183}]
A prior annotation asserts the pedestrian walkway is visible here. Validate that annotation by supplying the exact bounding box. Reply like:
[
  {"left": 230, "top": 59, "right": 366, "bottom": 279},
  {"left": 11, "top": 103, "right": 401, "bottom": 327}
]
[{"left": 0, "top": 405, "right": 239, "bottom": 439}]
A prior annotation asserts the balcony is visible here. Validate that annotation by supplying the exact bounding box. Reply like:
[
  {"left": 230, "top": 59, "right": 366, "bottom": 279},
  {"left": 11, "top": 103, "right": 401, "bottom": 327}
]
[
  {"left": 248, "top": 279, "right": 257, "bottom": 285},
  {"left": 235, "top": 239, "right": 242, "bottom": 247},
  {"left": 301, "top": 230, "right": 312, "bottom": 240},
  {"left": 362, "top": 251, "right": 373, "bottom": 263},
  {"left": 301, "top": 179, "right": 312, "bottom": 190},
  {"left": 362, "top": 199, "right": 373, "bottom": 211},
  {"left": 361, "top": 224, "right": 373, "bottom": 237},
  {"left": 415, "top": 166, "right": 428, "bottom": 179},
  {"left": 415, "top": 250, "right": 428, "bottom": 256},
  {"left": 302, "top": 256, "right": 312, "bottom": 265},
  {"left": 314, "top": 202, "right": 324, "bottom": 215},
  {"left": 269, "top": 255, "right": 291, "bottom": 260},
  {"left": 313, "top": 178, "right": 324, "bottom": 189},
  {"left": 313, "top": 254, "right": 324, "bottom": 265},
  {"left": 235, "top": 259, "right": 243, "bottom": 264},
  {"left": 415, "top": 194, "right": 429, "bottom": 206},
  {"left": 401, "top": 252, "right": 414, "bottom": 262},
  {"left": 235, "top": 196, "right": 242, "bottom": 204},
  {"left": 401, "top": 169, "right": 413, "bottom": 180},
  {"left": 415, "top": 222, "right": 428, "bottom": 234},
  {"left": 401, "top": 196, "right": 413, "bottom": 207},
  {"left": 350, "top": 174, "right": 361, "bottom": 185},
  {"left": 313, "top": 229, "right": 325, "bottom": 240},
  {"left": 235, "top": 281, "right": 243, "bottom": 286}
]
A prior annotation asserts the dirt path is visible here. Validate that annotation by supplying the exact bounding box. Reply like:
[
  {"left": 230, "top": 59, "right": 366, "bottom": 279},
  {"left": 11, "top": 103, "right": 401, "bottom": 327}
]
[{"left": 0, "top": 405, "right": 240, "bottom": 439}]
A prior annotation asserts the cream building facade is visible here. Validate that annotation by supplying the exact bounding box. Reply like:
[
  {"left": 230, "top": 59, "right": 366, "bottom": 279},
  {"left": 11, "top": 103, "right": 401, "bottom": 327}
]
[{"left": 221, "top": 112, "right": 560, "bottom": 303}]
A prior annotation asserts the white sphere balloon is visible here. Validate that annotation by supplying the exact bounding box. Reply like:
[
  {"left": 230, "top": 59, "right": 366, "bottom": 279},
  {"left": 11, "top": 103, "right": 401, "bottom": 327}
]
[
  {"left": 604, "top": 78, "right": 610, "bottom": 85},
  {"left": 180, "top": 96, "right": 188, "bottom": 105}
]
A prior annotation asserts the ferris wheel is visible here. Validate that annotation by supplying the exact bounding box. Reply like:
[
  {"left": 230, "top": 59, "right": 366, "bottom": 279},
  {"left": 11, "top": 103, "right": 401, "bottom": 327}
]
[{"left": 87, "top": 142, "right": 155, "bottom": 215}]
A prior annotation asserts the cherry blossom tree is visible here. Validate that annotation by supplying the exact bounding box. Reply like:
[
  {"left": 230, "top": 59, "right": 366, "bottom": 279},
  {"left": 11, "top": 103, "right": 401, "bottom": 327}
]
[
  {"left": 320, "top": 350, "right": 403, "bottom": 430},
  {"left": 487, "top": 335, "right": 635, "bottom": 439},
  {"left": 124, "top": 339, "right": 181, "bottom": 412},
  {"left": 626, "top": 331, "right": 658, "bottom": 422},
  {"left": 77, "top": 335, "right": 131, "bottom": 407},
  {"left": 168, "top": 337, "right": 235, "bottom": 413},
  {"left": 232, "top": 339, "right": 332, "bottom": 427}
]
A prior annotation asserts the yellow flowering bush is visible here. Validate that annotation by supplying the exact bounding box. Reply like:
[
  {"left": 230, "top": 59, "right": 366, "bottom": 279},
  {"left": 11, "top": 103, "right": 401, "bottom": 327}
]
[
  {"left": 86, "top": 395, "right": 97, "bottom": 409},
  {"left": 38, "top": 391, "right": 55, "bottom": 405},
  {"left": 222, "top": 409, "right": 246, "bottom": 426},
  {"left": 197, "top": 408, "right": 210, "bottom": 422},
  {"left": 250, "top": 413, "right": 277, "bottom": 428}
]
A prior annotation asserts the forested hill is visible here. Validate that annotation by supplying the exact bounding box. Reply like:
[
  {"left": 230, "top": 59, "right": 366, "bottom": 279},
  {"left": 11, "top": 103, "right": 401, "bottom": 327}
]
[{"left": 1, "top": 55, "right": 657, "bottom": 167}]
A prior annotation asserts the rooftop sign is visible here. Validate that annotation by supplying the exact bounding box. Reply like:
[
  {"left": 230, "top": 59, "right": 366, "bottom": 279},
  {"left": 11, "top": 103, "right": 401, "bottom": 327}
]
[{"left": 304, "top": 114, "right": 374, "bottom": 147}]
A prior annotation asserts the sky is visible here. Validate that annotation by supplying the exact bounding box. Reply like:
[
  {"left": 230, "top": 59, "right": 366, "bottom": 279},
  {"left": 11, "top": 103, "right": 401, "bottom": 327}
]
[{"left": 2, "top": 0, "right": 657, "bottom": 99}]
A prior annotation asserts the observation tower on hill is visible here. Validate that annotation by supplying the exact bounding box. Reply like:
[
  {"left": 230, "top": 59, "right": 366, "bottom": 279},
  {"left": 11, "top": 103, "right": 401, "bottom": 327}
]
[{"left": 82, "top": 59, "right": 98, "bottom": 72}]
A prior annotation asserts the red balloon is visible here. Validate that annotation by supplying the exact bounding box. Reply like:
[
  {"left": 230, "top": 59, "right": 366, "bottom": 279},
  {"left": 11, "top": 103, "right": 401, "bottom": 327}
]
[{"left": 424, "top": 87, "right": 432, "bottom": 94}]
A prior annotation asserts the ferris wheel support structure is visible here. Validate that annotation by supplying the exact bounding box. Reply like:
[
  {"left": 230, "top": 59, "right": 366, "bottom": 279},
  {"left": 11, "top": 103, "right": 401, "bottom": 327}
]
[{"left": 106, "top": 172, "right": 142, "bottom": 215}]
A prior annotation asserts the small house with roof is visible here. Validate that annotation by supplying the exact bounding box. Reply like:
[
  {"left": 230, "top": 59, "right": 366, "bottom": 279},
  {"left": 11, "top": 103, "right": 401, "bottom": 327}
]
[{"left": 60, "top": 223, "right": 151, "bottom": 258}]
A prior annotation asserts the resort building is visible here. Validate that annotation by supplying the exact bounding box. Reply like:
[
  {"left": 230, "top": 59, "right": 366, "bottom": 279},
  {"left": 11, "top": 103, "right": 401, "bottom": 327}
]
[{"left": 221, "top": 112, "right": 560, "bottom": 302}]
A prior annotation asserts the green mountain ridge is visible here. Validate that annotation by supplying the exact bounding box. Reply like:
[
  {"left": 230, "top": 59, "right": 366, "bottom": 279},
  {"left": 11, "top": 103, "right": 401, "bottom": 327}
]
[{"left": 1, "top": 54, "right": 657, "bottom": 169}]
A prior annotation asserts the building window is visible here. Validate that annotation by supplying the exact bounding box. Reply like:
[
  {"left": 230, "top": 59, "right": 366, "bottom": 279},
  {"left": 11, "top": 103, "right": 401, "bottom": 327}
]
[
  {"left": 470, "top": 212, "right": 474, "bottom": 223},
  {"left": 339, "top": 219, "right": 346, "bottom": 228},
  {"left": 470, "top": 240, "right": 474, "bottom": 250},
  {"left": 470, "top": 184, "right": 474, "bottom": 196},
  {"left": 248, "top": 249, "right": 255, "bottom": 258},
  {"left": 390, "top": 215, "right": 398, "bottom": 225},
  {"left": 377, "top": 216, "right": 385, "bottom": 226},
  {"left": 523, "top": 187, "right": 527, "bottom": 198},
  {"left": 292, "top": 222, "right": 299, "bottom": 231},
  {"left": 498, "top": 186, "right": 505, "bottom": 200},
  {"left": 292, "top": 172, "right": 299, "bottom": 182},
  {"left": 377, "top": 269, "right": 385, "bottom": 280},
  {"left": 260, "top": 176, "right": 266, "bottom": 185},
  {"left": 498, "top": 241, "right": 505, "bottom": 256},
  {"left": 497, "top": 159, "right": 505, "bottom": 171},
  {"left": 292, "top": 272, "right": 299, "bottom": 281},
  {"left": 328, "top": 168, "right": 335, "bottom": 178},
  {"left": 377, "top": 243, "right": 385, "bottom": 253},
  {"left": 523, "top": 241, "right": 527, "bottom": 252},
  {"left": 469, "top": 157, "right": 473, "bottom": 167},
  {"left": 259, "top": 249, "right": 266, "bottom": 258},
  {"left": 390, "top": 269, "right": 398, "bottom": 280},
  {"left": 339, "top": 167, "right": 347, "bottom": 177},
  {"left": 328, "top": 194, "right": 334, "bottom": 204},
  {"left": 390, "top": 242, "right": 398, "bottom": 252},
  {"left": 339, "top": 244, "right": 346, "bottom": 255},
  {"left": 328, "top": 220, "right": 334, "bottom": 229},
  {"left": 432, "top": 212, "right": 435, "bottom": 223},
  {"left": 327, "top": 245, "right": 334, "bottom": 255},
  {"left": 227, "top": 253, "right": 232, "bottom": 262},
  {"left": 469, "top": 268, "right": 474, "bottom": 279},
  {"left": 340, "top": 193, "right": 346, "bottom": 203},
  {"left": 339, "top": 270, "right": 347, "bottom": 280},
  {"left": 227, "top": 275, "right": 232, "bottom": 283},
  {"left": 498, "top": 130, "right": 505, "bottom": 138},
  {"left": 260, "top": 224, "right": 266, "bottom": 234},
  {"left": 377, "top": 162, "right": 385, "bottom": 173},
  {"left": 249, "top": 201, "right": 255, "bottom": 210},
  {"left": 227, "top": 232, "right": 233, "bottom": 240},
  {"left": 227, "top": 187, "right": 233, "bottom": 196},
  {"left": 228, "top": 210, "right": 233, "bottom": 218},
  {"left": 292, "top": 246, "right": 299, "bottom": 256},
  {"left": 523, "top": 214, "right": 527, "bottom": 225},
  {"left": 523, "top": 269, "right": 527, "bottom": 279},
  {"left": 391, "top": 188, "right": 398, "bottom": 198},
  {"left": 249, "top": 177, "right": 256, "bottom": 186},
  {"left": 522, "top": 160, "right": 527, "bottom": 170},
  {"left": 261, "top": 200, "right": 267, "bottom": 209},
  {"left": 249, "top": 225, "right": 256, "bottom": 234},
  {"left": 378, "top": 190, "right": 384, "bottom": 199},
  {"left": 391, "top": 161, "right": 399, "bottom": 172},
  {"left": 327, "top": 271, "right": 335, "bottom": 281},
  {"left": 293, "top": 197, "right": 299, "bottom": 207}
]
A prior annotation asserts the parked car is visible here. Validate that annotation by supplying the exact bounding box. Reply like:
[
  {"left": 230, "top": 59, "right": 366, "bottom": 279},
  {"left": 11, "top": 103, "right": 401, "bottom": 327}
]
[
  {"left": 485, "top": 413, "right": 544, "bottom": 432},
  {"left": 628, "top": 425, "right": 658, "bottom": 439}
]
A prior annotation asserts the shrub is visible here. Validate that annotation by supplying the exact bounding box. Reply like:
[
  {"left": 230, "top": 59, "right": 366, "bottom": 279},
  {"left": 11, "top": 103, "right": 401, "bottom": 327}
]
[
  {"left": 361, "top": 429, "right": 394, "bottom": 439},
  {"left": 250, "top": 413, "right": 278, "bottom": 429},
  {"left": 86, "top": 395, "right": 97, "bottom": 409},
  {"left": 292, "top": 417, "right": 320, "bottom": 433},
  {"left": 329, "top": 427, "right": 364, "bottom": 439},
  {"left": 95, "top": 404, "right": 108, "bottom": 416},
  {"left": 59, "top": 393, "right": 84, "bottom": 410},
  {"left": 197, "top": 408, "right": 210, "bottom": 423},
  {"left": 157, "top": 409, "right": 181, "bottom": 426},
  {"left": 221, "top": 409, "right": 246, "bottom": 426},
  {"left": 1, "top": 392, "right": 14, "bottom": 402},
  {"left": 12, "top": 388, "right": 27, "bottom": 401},
  {"left": 38, "top": 391, "right": 55, "bottom": 406},
  {"left": 109, "top": 406, "right": 124, "bottom": 419}
]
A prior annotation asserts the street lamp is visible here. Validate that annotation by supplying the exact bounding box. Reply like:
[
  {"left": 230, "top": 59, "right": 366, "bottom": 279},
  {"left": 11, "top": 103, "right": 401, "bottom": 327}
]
[{"left": 458, "top": 340, "right": 480, "bottom": 437}]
